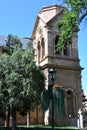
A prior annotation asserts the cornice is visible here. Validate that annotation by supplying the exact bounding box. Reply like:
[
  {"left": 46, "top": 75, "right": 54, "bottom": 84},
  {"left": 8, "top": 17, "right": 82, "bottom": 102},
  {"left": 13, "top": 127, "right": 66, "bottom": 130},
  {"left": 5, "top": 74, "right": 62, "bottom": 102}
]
[{"left": 40, "top": 63, "right": 83, "bottom": 71}]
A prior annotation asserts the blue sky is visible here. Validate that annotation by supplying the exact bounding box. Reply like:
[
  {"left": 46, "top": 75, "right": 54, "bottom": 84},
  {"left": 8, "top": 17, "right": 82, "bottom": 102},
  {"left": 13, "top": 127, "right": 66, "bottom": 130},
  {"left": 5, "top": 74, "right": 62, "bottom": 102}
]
[{"left": 0, "top": 0, "right": 87, "bottom": 93}]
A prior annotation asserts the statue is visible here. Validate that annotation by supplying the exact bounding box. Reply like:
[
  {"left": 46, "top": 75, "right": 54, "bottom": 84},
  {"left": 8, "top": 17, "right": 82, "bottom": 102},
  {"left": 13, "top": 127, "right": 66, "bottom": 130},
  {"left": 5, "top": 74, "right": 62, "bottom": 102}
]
[{"left": 77, "top": 109, "right": 83, "bottom": 128}]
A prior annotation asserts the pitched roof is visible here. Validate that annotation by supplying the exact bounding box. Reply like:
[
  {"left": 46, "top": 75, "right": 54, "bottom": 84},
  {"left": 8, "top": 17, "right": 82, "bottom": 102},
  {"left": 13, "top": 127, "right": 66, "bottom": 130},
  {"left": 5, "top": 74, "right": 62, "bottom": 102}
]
[{"left": 31, "top": 4, "right": 66, "bottom": 39}]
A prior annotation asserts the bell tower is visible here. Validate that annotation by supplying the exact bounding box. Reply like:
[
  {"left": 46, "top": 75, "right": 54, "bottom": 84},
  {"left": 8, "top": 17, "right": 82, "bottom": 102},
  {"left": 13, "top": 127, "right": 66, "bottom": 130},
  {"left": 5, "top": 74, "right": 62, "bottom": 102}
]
[{"left": 32, "top": 4, "right": 82, "bottom": 126}]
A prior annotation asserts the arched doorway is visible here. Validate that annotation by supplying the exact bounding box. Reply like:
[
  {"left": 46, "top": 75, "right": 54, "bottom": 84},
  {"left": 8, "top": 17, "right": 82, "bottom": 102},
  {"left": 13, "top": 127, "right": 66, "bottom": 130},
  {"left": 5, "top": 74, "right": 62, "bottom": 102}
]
[{"left": 66, "top": 89, "right": 74, "bottom": 117}]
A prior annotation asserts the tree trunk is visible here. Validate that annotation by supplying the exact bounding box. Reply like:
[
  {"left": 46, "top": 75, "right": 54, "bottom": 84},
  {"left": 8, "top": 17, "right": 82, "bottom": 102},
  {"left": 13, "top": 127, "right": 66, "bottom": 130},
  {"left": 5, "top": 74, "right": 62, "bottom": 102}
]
[
  {"left": 5, "top": 107, "right": 10, "bottom": 127},
  {"left": 36, "top": 102, "right": 38, "bottom": 125},
  {"left": 12, "top": 107, "right": 17, "bottom": 130},
  {"left": 27, "top": 109, "right": 30, "bottom": 126}
]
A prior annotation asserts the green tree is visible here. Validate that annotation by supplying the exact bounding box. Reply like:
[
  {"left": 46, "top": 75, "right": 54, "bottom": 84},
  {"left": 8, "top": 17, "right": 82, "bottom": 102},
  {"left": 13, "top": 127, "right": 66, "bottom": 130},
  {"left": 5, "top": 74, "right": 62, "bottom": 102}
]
[
  {"left": 5, "top": 34, "right": 22, "bottom": 54},
  {"left": 6, "top": 34, "right": 22, "bottom": 48},
  {"left": 0, "top": 54, "right": 11, "bottom": 126},
  {"left": 57, "top": 0, "right": 87, "bottom": 50},
  {"left": 10, "top": 48, "right": 45, "bottom": 127},
  {"left": 0, "top": 35, "right": 45, "bottom": 130}
]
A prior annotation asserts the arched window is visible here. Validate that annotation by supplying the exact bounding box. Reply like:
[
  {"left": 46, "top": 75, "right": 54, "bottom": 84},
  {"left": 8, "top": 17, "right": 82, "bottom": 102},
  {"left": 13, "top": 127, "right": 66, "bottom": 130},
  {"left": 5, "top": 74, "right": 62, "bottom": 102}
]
[
  {"left": 37, "top": 41, "right": 40, "bottom": 61},
  {"left": 55, "top": 35, "right": 60, "bottom": 55},
  {"left": 63, "top": 41, "right": 68, "bottom": 56},
  {"left": 41, "top": 37, "right": 45, "bottom": 58},
  {"left": 66, "top": 90, "right": 74, "bottom": 116}
]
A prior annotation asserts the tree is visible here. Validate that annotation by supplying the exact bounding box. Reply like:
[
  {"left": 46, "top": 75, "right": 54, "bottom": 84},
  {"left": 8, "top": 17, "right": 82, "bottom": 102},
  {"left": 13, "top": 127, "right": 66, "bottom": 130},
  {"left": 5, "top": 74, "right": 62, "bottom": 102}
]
[
  {"left": 57, "top": 0, "right": 87, "bottom": 50},
  {"left": 0, "top": 54, "right": 11, "bottom": 126},
  {"left": 11, "top": 48, "right": 45, "bottom": 126},
  {"left": 12, "top": 49, "right": 44, "bottom": 130},
  {"left": 6, "top": 34, "right": 22, "bottom": 49},
  {"left": 0, "top": 35, "right": 45, "bottom": 130}
]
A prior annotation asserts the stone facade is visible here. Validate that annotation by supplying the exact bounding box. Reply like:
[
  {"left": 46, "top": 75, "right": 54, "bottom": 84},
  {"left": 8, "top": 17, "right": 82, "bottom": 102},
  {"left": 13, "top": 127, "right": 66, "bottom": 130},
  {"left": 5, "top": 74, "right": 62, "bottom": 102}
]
[
  {"left": 32, "top": 4, "right": 83, "bottom": 126},
  {"left": 0, "top": 4, "right": 83, "bottom": 126}
]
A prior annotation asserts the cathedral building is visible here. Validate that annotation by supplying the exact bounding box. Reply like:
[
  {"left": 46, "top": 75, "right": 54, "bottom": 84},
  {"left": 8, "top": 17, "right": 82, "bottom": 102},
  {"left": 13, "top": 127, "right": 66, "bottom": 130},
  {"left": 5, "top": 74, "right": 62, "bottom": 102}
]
[
  {"left": 0, "top": 4, "right": 83, "bottom": 126},
  {"left": 31, "top": 4, "right": 83, "bottom": 125}
]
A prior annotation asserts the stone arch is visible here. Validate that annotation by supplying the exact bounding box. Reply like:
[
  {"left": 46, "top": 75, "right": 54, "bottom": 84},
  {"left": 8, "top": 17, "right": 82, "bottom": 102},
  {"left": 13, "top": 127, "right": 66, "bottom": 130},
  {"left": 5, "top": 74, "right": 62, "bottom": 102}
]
[
  {"left": 54, "top": 34, "right": 71, "bottom": 56},
  {"left": 37, "top": 41, "right": 41, "bottom": 62},
  {"left": 63, "top": 41, "right": 68, "bottom": 56},
  {"left": 41, "top": 37, "right": 45, "bottom": 58},
  {"left": 66, "top": 89, "right": 74, "bottom": 117},
  {"left": 54, "top": 35, "right": 60, "bottom": 55}
]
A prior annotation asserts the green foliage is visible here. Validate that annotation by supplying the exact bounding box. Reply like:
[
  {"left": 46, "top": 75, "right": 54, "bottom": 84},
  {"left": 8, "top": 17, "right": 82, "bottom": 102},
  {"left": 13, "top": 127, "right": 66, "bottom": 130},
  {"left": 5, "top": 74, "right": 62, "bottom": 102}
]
[
  {"left": 57, "top": 0, "right": 87, "bottom": 50},
  {"left": 41, "top": 87, "right": 65, "bottom": 116},
  {"left": 0, "top": 35, "right": 45, "bottom": 118},
  {"left": 5, "top": 34, "right": 22, "bottom": 54},
  {"left": 0, "top": 54, "right": 11, "bottom": 106},
  {"left": 53, "top": 88, "right": 65, "bottom": 116},
  {"left": 41, "top": 89, "right": 50, "bottom": 112}
]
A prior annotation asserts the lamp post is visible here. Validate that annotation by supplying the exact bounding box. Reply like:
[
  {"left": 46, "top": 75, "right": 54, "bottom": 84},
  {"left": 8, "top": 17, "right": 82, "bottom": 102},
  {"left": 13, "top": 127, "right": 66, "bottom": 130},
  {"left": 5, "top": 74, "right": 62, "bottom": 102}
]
[{"left": 49, "top": 68, "right": 56, "bottom": 130}]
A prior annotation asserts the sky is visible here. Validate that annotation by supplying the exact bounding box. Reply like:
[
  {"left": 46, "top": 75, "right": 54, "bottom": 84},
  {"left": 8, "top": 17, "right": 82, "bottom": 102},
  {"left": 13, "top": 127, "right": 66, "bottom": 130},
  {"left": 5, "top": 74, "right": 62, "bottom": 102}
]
[{"left": 0, "top": 0, "right": 87, "bottom": 93}]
